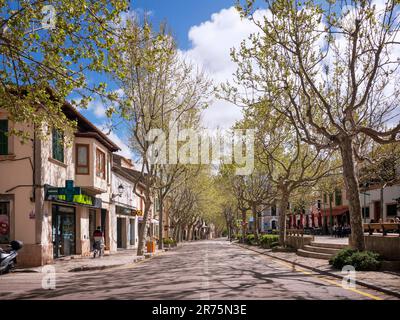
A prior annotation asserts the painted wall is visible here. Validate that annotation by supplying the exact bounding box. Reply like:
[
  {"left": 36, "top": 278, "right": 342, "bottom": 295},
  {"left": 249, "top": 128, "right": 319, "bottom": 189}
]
[{"left": 0, "top": 115, "right": 36, "bottom": 245}]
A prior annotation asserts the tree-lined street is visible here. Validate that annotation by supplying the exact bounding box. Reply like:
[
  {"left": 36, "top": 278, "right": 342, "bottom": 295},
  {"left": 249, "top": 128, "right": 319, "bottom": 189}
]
[{"left": 0, "top": 239, "right": 395, "bottom": 300}]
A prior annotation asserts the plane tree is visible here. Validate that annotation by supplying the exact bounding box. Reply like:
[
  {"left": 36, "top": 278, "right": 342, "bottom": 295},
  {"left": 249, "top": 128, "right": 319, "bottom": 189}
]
[{"left": 226, "top": 0, "right": 400, "bottom": 250}]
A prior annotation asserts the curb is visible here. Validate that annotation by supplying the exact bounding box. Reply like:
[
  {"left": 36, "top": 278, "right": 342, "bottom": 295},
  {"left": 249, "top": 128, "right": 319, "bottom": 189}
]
[
  {"left": 14, "top": 251, "right": 163, "bottom": 274},
  {"left": 235, "top": 243, "right": 400, "bottom": 299}
]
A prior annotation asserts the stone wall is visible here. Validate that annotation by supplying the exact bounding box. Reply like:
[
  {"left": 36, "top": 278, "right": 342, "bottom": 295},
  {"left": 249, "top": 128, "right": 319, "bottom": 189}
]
[
  {"left": 364, "top": 236, "right": 400, "bottom": 261},
  {"left": 286, "top": 235, "right": 314, "bottom": 249}
]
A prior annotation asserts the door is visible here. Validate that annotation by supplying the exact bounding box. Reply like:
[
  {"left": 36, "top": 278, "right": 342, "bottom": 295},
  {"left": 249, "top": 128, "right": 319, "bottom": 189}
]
[
  {"left": 374, "top": 201, "right": 381, "bottom": 222},
  {"left": 117, "top": 217, "right": 123, "bottom": 248},
  {"left": 130, "top": 219, "right": 136, "bottom": 246},
  {"left": 89, "top": 209, "right": 96, "bottom": 250},
  {"left": 52, "top": 205, "right": 76, "bottom": 258}
]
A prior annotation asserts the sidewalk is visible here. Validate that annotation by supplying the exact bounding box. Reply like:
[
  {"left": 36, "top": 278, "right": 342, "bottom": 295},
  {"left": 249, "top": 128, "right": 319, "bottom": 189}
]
[
  {"left": 15, "top": 246, "right": 173, "bottom": 273},
  {"left": 235, "top": 242, "right": 400, "bottom": 298}
]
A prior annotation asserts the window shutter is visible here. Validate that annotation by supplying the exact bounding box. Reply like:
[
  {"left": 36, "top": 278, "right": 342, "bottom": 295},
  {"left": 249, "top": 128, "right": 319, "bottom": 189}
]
[{"left": 0, "top": 120, "right": 8, "bottom": 155}]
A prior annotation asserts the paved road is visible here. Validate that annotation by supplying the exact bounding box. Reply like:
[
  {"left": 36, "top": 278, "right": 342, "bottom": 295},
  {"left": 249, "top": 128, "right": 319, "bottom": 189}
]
[{"left": 0, "top": 239, "right": 395, "bottom": 300}]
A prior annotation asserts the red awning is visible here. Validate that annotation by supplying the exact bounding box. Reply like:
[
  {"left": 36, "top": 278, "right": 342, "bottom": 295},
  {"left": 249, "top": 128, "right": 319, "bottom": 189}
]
[{"left": 322, "top": 206, "right": 349, "bottom": 217}]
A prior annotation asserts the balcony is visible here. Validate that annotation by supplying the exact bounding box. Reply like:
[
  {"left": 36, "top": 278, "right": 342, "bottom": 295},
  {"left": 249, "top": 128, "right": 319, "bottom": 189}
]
[{"left": 74, "top": 137, "right": 111, "bottom": 194}]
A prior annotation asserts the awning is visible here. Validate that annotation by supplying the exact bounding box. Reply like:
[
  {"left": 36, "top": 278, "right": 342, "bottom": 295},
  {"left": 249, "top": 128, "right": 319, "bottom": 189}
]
[{"left": 322, "top": 206, "right": 349, "bottom": 217}]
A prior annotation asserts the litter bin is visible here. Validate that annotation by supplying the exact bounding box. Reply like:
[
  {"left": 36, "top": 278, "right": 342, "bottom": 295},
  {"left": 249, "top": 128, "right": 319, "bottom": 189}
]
[{"left": 146, "top": 240, "right": 156, "bottom": 253}]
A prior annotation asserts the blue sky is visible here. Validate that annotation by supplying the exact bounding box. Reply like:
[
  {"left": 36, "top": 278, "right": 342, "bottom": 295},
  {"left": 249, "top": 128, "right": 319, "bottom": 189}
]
[
  {"left": 132, "top": 0, "right": 249, "bottom": 49},
  {"left": 82, "top": 0, "right": 266, "bottom": 159}
]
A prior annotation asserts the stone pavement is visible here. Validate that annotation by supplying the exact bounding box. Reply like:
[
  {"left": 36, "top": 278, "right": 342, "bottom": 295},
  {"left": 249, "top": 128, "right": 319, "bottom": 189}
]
[
  {"left": 15, "top": 246, "right": 175, "bottom": 273},
  {"left": 236, "top": 243, "right": 400, "bottom": 298},
  {"left": 2, "top": 239, "right": 395, "bottom": 300}
]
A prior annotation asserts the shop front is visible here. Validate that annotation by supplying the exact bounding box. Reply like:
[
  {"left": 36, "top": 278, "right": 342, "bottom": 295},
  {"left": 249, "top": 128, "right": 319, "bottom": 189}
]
[
  {"left": 116, "top": 205, "right": 139, "bottom": 249},
  {"left": 52, "top": 204, "right": 76, "bottom": 258},
  {"left": 45, "top": 181, "right": 102, "bottom": 258}
]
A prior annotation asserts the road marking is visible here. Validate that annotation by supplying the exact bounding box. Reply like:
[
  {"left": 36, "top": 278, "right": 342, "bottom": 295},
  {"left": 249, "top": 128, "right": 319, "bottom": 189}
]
[{"left": 247, "top": 248, "right": 385, "bottom": 300}]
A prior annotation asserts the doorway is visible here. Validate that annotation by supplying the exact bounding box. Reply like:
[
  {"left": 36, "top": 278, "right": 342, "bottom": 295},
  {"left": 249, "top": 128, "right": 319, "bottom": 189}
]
[
  {"left": 374, "top": 201, "right": 381, "bottom": 222},
  {"left": 117, "top": 217, "right": 123, "bottom": 248},
  {"left": 52, "top": 205, "right": 76, "bottom": 258},
  {"left": 89, "top": 209, "right": 96, "bottom": 250}
]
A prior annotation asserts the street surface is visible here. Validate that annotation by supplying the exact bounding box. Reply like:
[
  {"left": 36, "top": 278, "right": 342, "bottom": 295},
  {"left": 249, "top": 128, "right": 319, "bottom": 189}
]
[{"left": 0, "top": 239, "right": 395, "bottom": 300}]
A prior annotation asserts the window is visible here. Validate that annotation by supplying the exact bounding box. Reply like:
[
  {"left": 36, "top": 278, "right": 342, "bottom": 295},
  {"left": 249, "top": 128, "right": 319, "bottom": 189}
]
[
  {"left": 0, "top": 202, "right": 10, "bottom": 244},
  {"left": 0, "top": 120, "right": 8, "bottom": 155},
  {"left": 271, "top": 205, "right": 277, "bottom": 216},
  {"left": 387, "top": 204, "right": 397, "bottom": 217},
  {"left": 323, "top": 193, "right": 327, "bottom": 203},
  {"left": 76, "top": 144, "right": 89, "bottom": 175},
  {"left": 362, "top": 207, "right": 370, "bottom": 219},
  {"left": 52, "top": 129, "right": 64, "bottom": 163},
  {"left": 96, "top": 148, "right": 106, "bottom": 179},
  {"left": 335, "top": 189, "right": 342, "bottom": 206}
]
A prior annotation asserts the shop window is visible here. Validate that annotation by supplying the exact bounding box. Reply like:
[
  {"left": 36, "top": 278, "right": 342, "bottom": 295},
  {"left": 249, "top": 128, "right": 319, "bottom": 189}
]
[
  {"left": 387, "top": 204, "right": 397, "bottom": 216},
  {"left": 76, "top": 144, "right": 89, "bottom": 174},
  {"left": 0, "top": 202, "right": 10, "bottom": 244},
  {"left": 0, "top": 120, "right": 8, "bottom": 155},
  {"left": 96, "top": 148, "right": 106, "bottom": 179},
  {"left": 52, "top": 128, "right": 64, "bottom": 163}
]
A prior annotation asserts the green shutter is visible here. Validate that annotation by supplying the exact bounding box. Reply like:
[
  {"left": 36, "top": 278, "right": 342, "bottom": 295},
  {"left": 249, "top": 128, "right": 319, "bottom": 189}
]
[
  {"left": 52, "top": 129, "right": 64, "bottom": 162},
  {"left": 0, "top": 120, "right": 8, "bottom": 155}
]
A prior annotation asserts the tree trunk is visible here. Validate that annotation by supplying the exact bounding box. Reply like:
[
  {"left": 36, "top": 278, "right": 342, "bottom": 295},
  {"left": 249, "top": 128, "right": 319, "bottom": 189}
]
[
  {"left": 241, "top": 208, "right": 247, "bottom": 243},
  {"left": 158, "top": 194, "right": 164, "bottom": 250},
  {"left": 340, "top": 137, "right": 365, "bottom": 251},
  {"left": 329, "top": 193, "right": 333, "bottom": 235},
  {"left": 252, "top": 203, "right": 259, "bottom": 243},
  {"left": 137, "top": 198, "right": 152, "bottom": 256},
  {"left": 278, "top": 190, "right": 290, "bottom": 246}
]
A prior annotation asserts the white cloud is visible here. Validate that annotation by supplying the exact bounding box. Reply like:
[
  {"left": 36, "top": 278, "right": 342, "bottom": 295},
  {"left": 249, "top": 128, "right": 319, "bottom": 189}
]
[
  {"left": 182, "top": 7, "right": 267, "bottom": 129},
  {"left": 95, "top": 122, "right": 134, "bottom": 160}
]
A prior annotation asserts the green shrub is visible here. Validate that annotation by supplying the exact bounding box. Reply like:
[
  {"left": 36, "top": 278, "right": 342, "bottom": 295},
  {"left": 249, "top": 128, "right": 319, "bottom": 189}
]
[
  {"left": 259, "top": 235, "right": 279, "bottom": 248},
  {"left": 163, "top": 238, "right": 177, "bottom": 246},
  {"left": 329, "top": 248, "right": 381, "bottom": 271},
  {"left": 245, "top": 234, "right": 256, "bottom": 245}
]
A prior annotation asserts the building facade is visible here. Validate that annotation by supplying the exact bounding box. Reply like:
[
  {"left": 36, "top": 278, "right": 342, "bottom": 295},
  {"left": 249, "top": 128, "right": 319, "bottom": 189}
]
[
  {"left": 0, "top": 103, "right": 120, "bottom": 267},
  {"left": 321, "top": 184, "right": 400, "bottom": 225}
]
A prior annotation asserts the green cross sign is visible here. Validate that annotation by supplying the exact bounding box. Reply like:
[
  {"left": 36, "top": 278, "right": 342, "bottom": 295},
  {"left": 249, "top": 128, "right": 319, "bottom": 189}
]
[{"left": 58, "top": 180, "right": 81, "bottom": 202}]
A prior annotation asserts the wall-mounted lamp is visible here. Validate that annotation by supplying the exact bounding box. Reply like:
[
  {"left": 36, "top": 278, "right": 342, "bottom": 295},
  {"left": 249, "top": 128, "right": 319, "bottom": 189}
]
[{"left": 111, "top": 184, "right": 124, "bottom": 200}]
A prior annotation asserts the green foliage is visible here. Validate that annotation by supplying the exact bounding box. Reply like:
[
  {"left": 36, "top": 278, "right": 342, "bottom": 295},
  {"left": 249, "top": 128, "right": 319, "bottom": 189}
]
[
  {"left": 245, "top": 234, "right": 256, "bottom": 245},
  {"left": 329, "top": 249, "right": 381, "bottom": 271},
  {"left": 0, "top": 0, "right": 129, "bottom": 138},
  {"left": 259, "top": 234, "right": 279, "bottom": 248},
  {"left": 163, "top": 238, "right": 176, "bottom": 246}
]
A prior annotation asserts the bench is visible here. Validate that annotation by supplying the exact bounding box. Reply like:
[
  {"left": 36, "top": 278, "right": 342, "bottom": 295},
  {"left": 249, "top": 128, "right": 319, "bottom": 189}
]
[{"left": 364, "top": 223, "right": 400, "bottom": 236}]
